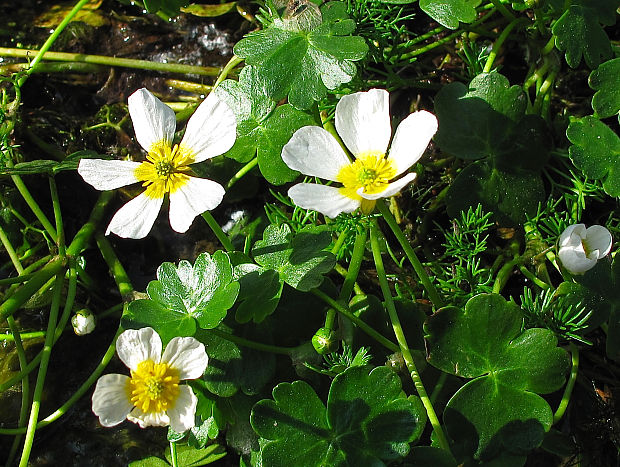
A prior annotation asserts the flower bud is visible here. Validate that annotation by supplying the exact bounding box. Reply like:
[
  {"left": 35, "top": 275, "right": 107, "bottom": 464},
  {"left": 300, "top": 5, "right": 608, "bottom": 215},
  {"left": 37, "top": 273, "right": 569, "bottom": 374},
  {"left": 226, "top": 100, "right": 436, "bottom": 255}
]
[
  {"left": 558, "top": 224, "right": 612, "bottom": 275},
  {"left": 72, "top": 309, "right": 96, "bottom": 336},
  {"left": 312, "top": 327, "right": 338, "bottom": 355}
]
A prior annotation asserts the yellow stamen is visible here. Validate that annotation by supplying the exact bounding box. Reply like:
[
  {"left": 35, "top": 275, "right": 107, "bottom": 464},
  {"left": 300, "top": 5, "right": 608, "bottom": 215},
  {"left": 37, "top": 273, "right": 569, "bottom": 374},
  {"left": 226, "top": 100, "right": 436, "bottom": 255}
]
[
  {"left": 134, "top": 141, "right": 194, "bottom": 199},
  {"left": 336, "top": 151, "right": 397, "bottom": 213},
  {"left": 127, "top": 360, "right": 180, "bottom": 414}
]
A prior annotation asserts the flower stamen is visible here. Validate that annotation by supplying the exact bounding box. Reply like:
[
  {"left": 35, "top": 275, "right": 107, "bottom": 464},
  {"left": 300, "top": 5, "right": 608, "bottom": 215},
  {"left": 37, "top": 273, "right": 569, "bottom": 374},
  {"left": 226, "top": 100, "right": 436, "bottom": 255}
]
[
  {"left": 337, "top": 151, "right": 397, "bottom": 202},
  {"left": 128, "top": 360, "right": 180, "bottom": 414},
  {"left": 134, "top": 142, "right": 194, "bottom": 199}
]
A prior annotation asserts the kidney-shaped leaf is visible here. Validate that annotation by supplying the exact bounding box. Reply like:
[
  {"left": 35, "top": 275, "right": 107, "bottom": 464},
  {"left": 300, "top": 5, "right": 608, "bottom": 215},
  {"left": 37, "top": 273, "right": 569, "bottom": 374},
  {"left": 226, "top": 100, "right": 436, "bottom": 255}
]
[
  {"left": 425, "top": 294, "right": 569, "bottom": 460},
  {"left": 251, "top": 366, "right": 425, "bottom": 466},
  {"left": 123, "top": 252, "right": 240, "bottom": 343},
  {"left": 419, "top": 0, "right": 480, "bottom": 30},
  {"left": 234, "top": 2, "right": 368, "bottom": 110},
  {"left": 567, "top": 115, "right": 620, "bottom": 198},
  {"left": 252, "top": 224, "right": 336, "bottom": 291},
  {"left": 589, "top": 57, "right": 620, "bottom": 120}
]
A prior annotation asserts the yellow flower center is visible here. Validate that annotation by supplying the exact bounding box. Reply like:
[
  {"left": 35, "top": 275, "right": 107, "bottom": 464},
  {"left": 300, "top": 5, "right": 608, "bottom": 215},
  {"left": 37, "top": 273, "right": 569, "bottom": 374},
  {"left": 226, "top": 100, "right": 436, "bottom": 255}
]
[
  {"left": 134, "top": 141, "right": 194, "bottom": 199},
  {"left": 127, "top": 360, "right": 180, "bottom": 414},
  {"left": 336, "top": 151, "right": 397, "bottom": 213}
]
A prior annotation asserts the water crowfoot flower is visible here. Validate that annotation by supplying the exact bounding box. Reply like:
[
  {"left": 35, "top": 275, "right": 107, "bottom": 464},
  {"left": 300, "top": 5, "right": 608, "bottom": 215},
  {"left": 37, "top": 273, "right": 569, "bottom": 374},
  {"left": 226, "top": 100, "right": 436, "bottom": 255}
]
[
  {"left": 558, "top": 223, "right": 613, "bottom": 274},
  {"left": 91, "top": 327, "right": 208, "bottom": 432},
  {"left": 78, "top": 88, "right": 236, "bottom": 239},
  {"left": 282, "top": 89, "right": 438, "bottom": 218}
]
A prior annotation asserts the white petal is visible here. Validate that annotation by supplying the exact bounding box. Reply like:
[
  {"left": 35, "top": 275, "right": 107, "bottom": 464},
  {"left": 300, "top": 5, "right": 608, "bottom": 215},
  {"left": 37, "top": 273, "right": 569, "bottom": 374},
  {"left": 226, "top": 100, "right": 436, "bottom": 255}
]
[
  {"left": 180, "top": 92, "right": 237, "bottom": 163},
  {"left": 168, "top": 177, "right": 225, "bottom": 233},
  {"left": 91, "top": 374, "right": 133, "bottom": 427},
  {"left": 288, "top": 183, "right": 360, "bottom": 218},
  {"left": 167, "top": 386, "right": 198, "bottom": 433},
  {"left": 78, "top": 159, "right": 141, "bottom": 190},
  {"left": 585, "top": 225, "right": 613, "bottom": 259},
  {"left": 358, "top": 173, "right": 417, "bottom": 200},
  {"left": 116, "top": 327, "right": 162, "bottom": 371},
  {"left": 388, "top": 110, "right": 438, "bottom": 176},
  {"left": 129, "top": 88, "right": 177, "bottom": 153},
  {"left": 559, "top": 224, "right": 586, "bottom": 248},
  {"left": 335, "top": 89, "right": 391, "bottom": 157},
  {"left": 282, "top": 126, "right": 351, "bottom": 181},
  {"left": 558, "top": 247, "right": 597, "bottom": 275},
  {"left": 106, "top": 192, "right": 163, "bottom": 239},
  {"left": 161, "top": 336, "right": 208, "bottom": 380},
  {"left": 127, "top": 407, "right": 170, "bottom": 428}
]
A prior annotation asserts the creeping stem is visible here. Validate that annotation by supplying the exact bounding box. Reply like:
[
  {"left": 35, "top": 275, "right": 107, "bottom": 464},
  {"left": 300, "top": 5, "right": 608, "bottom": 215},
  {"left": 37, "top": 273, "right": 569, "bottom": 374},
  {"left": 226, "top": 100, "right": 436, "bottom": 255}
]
[
  {"left": 370, "top": 221, "right": 450, "bottom": 452},
  {"left": 377, "top": 201, "right": 444, "bottom": 309}
]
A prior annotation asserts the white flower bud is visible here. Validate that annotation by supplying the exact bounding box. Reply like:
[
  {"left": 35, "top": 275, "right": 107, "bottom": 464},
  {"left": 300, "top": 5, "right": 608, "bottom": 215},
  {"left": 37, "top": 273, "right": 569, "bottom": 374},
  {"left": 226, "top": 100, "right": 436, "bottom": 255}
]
[
  {"left": 558, "top": 224, "right": 612, "bottom": 275},
  {"left": 72, "top": 309, "right": 96, "bottom": 336}
]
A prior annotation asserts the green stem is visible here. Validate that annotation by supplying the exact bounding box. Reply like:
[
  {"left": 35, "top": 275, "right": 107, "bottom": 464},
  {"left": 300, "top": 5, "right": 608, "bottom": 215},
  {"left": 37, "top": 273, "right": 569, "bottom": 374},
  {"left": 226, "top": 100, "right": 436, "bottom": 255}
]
[
  {"left": 311, "top": 289, "right": 399, "bottom": 353},
  {"left": 325, "top": 228, "right": 368, "bottom": 331},
  {"left": 331, "top": 230, "right": 347, "bottom": 256},
  {"left": 0, "top": 274, "right": 34, "bottom": 286},
  {"left": 553, "top": 343, "right": 579, "bottom": 424},
  {"left": 1, "top": 61, "right": 105, "bottom": 74},
  {"left": 170, "top": 442, "right": 179, "bottom": 467},
  {"left": 518, "top": 264, "right": 551, "bottom": 290},
  {"left": 19, "top": 273, "right": 64, "bottom": 467},
  {"left": 49, "top": 177, "right": 65, "bottom": 256},
  {"left": 0, "top": 331, "right": 46, "bottom": 341},
  {"left": 488, "top": 0, "right": 516, "bottom": 21},
  {"left": 430, "top": 372, "right": 448, "bottom": 404},
  {"left": 483, "top": 17, "right": 528, "bottom": 73},
  {"left": 10, "top": 171, "right": 58, "bottom": 243},
  {"left": 0, "top": 47, "right": 221, "bottom": 78},
  {"left": 369, "top": 221, "right": 450, "bottom": 452},
  {"left": 377, "top": 201, "right": 444, "bottom": 309},
  {"left": 213, "top": 55, "right": 243, "bottom": 88},
  {"left": 0, "top": 328, "right": 122, "bottom": 435},
  {"left": 533, "top": 70, "right": 557, "bottom": 115},
  {"left": 226, "top": 157, "right": 258, "bottom": 190},
  {"left": 16, "top": 0, "right": 92, "bottom": 87},
  {"left": 492, "top": 256, "right": 520, "bottom": 294},
  {"left": 0, "top": 257, "right": 66, "bottom": 322},
  {"left": 66, "top": 191, "right": 114, "bottom": 257},
  {"left": 96, "top": 234, "right": 134, "bottom": 297},
  {"left": 201, "top": 211, "right": 234, "bottom": 252},
  {"left": 5, "top": 316, "right": 30, "bottom": 466},
  {"left": 0, "top": 224, "right": 23, "bottom": 273},
  {"left": 209, "top": 328, "right": 294, "bottom": 355}
]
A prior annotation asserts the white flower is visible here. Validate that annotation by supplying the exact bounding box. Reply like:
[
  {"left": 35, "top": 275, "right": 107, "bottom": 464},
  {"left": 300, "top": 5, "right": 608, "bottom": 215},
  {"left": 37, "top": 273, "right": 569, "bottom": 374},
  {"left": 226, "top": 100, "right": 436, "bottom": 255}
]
[
  {"left": 558, "top": 223, "right": 613, "bottom": 274},
  {"left": 78, "top": 88, "right": 236, "bottom": 239},
  {"left": 282, "top": 89, "right": 438, "bottom": 218},
  {"left": 71, "top": 309, "right": 95, "bottom": 336},
  {"left": 92, "top": 327, "right": 208, "bottom": 432}
]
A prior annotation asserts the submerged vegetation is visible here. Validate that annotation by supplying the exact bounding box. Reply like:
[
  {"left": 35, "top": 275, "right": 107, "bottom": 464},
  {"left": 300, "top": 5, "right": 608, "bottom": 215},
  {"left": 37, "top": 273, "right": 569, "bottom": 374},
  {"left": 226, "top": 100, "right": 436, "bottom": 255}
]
[{"left": 0, "top": 0, "right": 619, "bottom": 465}]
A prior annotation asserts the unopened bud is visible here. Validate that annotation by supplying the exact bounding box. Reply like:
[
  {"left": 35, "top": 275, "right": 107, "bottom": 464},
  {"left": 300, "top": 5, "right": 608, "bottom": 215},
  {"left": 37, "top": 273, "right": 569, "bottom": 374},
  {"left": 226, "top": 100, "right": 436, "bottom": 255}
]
[
  {"left": 72, "top": 309, "right": 96, "bottom": 336},
  {"left": 312, "top": 327, "right": 338, "bottom": 355}
]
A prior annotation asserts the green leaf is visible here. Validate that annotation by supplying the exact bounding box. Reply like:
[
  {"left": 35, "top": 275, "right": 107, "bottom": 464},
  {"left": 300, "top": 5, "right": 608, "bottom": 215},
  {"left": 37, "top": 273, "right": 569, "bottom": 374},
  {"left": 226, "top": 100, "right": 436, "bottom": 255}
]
[
  {"left": 561, "top": 257, "right": 620, "bottom": 359},
  {"left": 198, "top": 325, "right": 276, "bottom": 397},
  {"left": 233, "top": 263, "right": 283, "bottom": 323},
  {"left": 552, "top": 4, "right": 613, "bottom": 68},
  {"left": 233, "top": 1, "right": 368, "bottom": 110},
  {"left": 425, "top": 294, "right": 569, "bottom": 460},
  {"left": 446, "top": 160, "right": 546, "bottom": 226},
  {"left": 181, "top": 2, "right": 236, "bottom": 17},
  {"left": 252, "top": 224, "right": 336, "bottom": 291},
  {"left": 257, "top": 104, "right": 316, "bottom": 185},
  {"left": 419, "top": 0, "right": 481, "bottom": 29},
  {"left": 215, "top": 66, "right": 276, "bottom": 163},
  {"left": 122, "top": 252, "right": 240, "bottom": 343},
  {"left": 165, "top": 443, "right": 227, "bottom": 466},
  {"left": 0, "top": 150, "right": 104, "bottom": 175},
  {"left": 251, "top": 366, "right": 425, "bottom": 466},
  {"left": 589, "top": 58, "right": 620, "bottom": 120},
  {"left": 216, "top": 68, "right": 317, "bottom": 183},
  {"left": 567, "top": 116, "right": 620, "bottom": 197}
]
